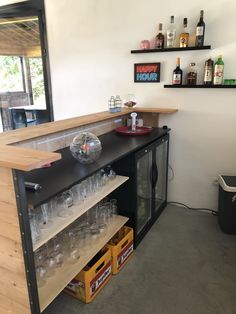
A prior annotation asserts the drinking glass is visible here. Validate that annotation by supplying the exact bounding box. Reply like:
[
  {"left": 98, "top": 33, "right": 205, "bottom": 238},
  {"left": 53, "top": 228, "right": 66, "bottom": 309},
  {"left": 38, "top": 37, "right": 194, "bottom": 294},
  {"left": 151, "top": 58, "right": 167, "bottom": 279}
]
[
  {"left": 40, "top": 203, "right": 53, "bottom": 229},
  {"left": 110, "top": 199, "right": 118, "bottom": 216},
  {"left": 50, "top": 235, "right": 64, "bottom": 267},
  {"left": 34, "top": 247, "right": 47, "bottom": 288},
  {"left": 57, "top": 190, "right": 74, "bottom": 218},
  {"left": 66, "top": 229, "right": 80, "bottom": 264},
  {"left": 71, "top": 184, "right": 82, "bottom": 205},
  {"left": 105, "top": 165, "right": 116, "bottom": 181},
  {"left": 103, "top": 201, "right": 113, "bottom": 221},
  {"left": 97, "top": 204, "right": 108, "bottom": 237},
  {"left": 29, "top": 210, "right": 41, "bottom": 245}
]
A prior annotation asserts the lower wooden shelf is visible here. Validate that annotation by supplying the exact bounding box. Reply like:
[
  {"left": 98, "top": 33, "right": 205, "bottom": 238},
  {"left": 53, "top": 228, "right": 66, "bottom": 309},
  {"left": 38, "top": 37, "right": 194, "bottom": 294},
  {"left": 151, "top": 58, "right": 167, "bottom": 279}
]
[{"left": 38, "top": 215, "right": 129, "bottom": 312}]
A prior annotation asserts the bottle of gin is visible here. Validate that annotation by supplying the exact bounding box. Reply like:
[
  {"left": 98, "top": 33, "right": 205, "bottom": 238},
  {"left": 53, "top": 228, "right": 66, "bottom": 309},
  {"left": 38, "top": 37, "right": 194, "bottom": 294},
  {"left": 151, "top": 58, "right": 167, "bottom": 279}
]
[
  {"left": 155, "top": 23, "right": 165, "bottom": 49},
  {"left": 179, "top": 18, "right": 189, "bottom": 48},
  {"left": 213, "top": 55, "right": 224, "bottom": 85},
  {"left": 195, "top": 10, "right": 205, "bottom": 47},
  {"left": 172, "top": 57, "right": 183, "bottom": 85},
  {"left": 166, "top": 16, "right": 176, "bottom": 48}
]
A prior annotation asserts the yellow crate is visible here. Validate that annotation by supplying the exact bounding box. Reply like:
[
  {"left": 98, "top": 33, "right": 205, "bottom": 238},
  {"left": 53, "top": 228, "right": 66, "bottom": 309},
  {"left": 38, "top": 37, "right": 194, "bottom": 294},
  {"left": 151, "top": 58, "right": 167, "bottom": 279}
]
[
  {"left": 64, "top": 247, "right": 112, "bottom": 303},
  {"left": 107, "top": 226, "right": 134, "bottom": 275}
]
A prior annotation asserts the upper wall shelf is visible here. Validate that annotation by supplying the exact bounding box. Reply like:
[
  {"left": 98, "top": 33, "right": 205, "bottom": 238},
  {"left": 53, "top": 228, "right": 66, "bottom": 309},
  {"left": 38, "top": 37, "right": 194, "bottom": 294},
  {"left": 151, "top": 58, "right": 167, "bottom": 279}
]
[
  {"left": 164, "top": 85, "right": 236, "bottom": 88},
  {"left": 130, "top": 45, "right": 211, "bottom": 54}
]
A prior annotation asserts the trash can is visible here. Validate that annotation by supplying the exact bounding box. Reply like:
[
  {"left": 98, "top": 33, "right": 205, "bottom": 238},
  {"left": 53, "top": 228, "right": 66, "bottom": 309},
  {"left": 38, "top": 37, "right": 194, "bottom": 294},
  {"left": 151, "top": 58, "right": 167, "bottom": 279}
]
[{"left": 218, "top": 175, "right": 236, "bottom": 234}]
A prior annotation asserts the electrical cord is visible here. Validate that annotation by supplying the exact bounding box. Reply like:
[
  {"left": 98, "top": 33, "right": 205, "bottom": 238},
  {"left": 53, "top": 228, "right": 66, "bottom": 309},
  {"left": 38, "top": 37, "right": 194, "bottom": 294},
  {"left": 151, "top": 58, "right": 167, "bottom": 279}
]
[
  {"left": 168, "top": 164, "right": 174, "bottom": 181},
  {"left": 167, "top": 201, "right": 218, "bottom": 216}
]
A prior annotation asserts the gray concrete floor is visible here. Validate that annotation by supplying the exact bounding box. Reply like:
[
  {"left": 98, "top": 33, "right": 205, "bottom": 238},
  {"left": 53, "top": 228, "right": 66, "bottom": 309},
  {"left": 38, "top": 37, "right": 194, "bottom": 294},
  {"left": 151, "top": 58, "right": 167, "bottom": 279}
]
[{"left": 43, "top": 205, "right": 236, "bottom": 314}]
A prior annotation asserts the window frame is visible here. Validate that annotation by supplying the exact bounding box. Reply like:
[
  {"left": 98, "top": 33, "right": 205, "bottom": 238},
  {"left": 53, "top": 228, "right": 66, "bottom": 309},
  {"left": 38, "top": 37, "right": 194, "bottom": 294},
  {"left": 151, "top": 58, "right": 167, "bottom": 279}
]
[{"left": 0, "top": 0, "right": 54, "bottom": 121}]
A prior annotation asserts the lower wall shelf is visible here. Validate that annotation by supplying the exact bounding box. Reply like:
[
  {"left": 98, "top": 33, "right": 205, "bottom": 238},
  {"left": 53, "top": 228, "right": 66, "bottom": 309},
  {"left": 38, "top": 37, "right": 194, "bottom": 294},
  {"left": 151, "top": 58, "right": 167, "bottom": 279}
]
[
  {"left": 38, "top": 215, "right": 129, "bottom": 312},
  {"left": 164, "top": 84, "right": 236, "bottom": 88}
]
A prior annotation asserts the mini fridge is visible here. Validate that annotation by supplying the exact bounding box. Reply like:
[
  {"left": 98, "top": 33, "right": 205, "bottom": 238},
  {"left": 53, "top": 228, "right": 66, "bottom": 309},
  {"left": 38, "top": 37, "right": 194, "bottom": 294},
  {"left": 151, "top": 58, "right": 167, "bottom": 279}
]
[{"left": 111, "top": 133, "right": 169, "bottom": 247}]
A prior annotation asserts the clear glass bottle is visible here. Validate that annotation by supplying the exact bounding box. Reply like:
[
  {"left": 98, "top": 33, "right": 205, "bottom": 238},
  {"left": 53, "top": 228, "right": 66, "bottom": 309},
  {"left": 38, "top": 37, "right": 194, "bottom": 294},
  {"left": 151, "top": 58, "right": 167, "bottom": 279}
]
[
  {"left": 155, "top": 23, "right": 165, "bottom": 49},
  {"left": 115, "top": 95, "right": 122, "bottom": 112},
  {"left": 179, "top": 18, "right": 189, "bottom": 48},
  {"left": 187, "top": 63, "right": 197, "bottom": 85},
  {"left": 213, "top": 55, "right": 224, "bottom": 85},
  {"left": 108, "top": 96, "right": 116, "bottom": 113},
  {"left": 166, "top": 16, "right": 176, "bottom": 48}
]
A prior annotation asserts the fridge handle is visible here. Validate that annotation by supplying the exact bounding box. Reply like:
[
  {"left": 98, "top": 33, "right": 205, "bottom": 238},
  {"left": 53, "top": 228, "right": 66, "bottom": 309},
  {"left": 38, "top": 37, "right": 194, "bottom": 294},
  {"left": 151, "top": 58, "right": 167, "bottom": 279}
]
[{"left": 152, "top": 162, "right": 158, "bottom": 188}]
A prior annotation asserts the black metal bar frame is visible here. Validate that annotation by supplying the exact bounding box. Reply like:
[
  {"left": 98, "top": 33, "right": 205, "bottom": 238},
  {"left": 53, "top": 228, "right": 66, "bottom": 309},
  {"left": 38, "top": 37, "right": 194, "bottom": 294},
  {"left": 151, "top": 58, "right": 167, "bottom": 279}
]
[{"left": 12, "top": 169, "right": 40, "bottom": 314}]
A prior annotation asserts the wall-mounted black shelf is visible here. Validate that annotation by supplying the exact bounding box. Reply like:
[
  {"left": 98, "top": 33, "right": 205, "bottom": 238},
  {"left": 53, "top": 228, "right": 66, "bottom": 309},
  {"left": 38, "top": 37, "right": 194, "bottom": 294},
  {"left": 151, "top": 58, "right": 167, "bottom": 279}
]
[
  {"left": 131, "top": 45, "right": 211, "bottom": 54},
  {"left": 164, "top": 84, "right": 236, "bottom": 88}
]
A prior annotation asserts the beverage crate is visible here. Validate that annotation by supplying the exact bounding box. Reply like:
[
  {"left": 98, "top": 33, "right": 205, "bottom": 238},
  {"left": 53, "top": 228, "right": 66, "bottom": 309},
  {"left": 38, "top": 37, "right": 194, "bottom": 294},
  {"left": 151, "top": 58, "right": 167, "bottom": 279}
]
[
  {"left": 106, "top": 226, "right": 134, "bottom": 275},
  {"left": 64, "top": 247, "right": 112, "bottom": 303}
]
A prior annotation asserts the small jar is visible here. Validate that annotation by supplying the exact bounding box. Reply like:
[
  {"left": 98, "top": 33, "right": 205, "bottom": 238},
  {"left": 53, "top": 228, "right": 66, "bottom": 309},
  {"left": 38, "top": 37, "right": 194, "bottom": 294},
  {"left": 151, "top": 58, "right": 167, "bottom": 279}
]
[
  {"left": 187, "top": 63, "right": 197, "bottom": 85},
  {"left": 140, "top": 40, "right": 150, "bottom": 50},
  {"left": 108, "top": 96, "right": 116, "bottom": 113}
]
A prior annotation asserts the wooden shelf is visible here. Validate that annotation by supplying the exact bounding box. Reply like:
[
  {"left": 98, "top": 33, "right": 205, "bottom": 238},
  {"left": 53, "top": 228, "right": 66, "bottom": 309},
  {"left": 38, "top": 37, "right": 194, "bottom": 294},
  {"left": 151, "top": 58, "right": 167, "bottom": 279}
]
[
  {"left": 131, "top": 45, "right": 211, "bottom": 54},
  {"left": 38, "top": 214, "right": 129, "bottom": 312},
  {"left": 164, "top": 84, "right": 236, "bottom": 88},
  {"left": 33, "top": 175, "right": 129, "bottom": 251}
]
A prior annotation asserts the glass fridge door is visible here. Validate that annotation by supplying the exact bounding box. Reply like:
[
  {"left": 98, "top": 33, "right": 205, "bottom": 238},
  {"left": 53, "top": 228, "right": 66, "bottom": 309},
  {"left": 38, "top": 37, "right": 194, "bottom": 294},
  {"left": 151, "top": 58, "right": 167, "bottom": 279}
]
[
  {"left": 154, "top": 137, "right": 168, "bottom": 214},
  {"left": 136, "top": 149, "right": 152, "bottom": 235}
]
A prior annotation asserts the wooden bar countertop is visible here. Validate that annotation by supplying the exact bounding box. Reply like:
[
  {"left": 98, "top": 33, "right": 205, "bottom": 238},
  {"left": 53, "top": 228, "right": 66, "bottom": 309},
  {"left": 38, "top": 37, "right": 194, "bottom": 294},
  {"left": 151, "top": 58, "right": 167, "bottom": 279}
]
[{"left": 0, "top": 108, "right": 177, "bottom": 171}]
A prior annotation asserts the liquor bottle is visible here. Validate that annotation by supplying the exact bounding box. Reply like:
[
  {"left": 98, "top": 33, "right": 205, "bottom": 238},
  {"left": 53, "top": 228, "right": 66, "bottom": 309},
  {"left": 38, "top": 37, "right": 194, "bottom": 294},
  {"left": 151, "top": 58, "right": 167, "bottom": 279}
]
[
  {"left": 204, "top": 58, "right": 213, "bottom": 85},
  {"left": 166, "top": 16, "right": 176, "bottom": 48},
  {"left": 187, "top": 63, "right": 197, "bottom": 85},
  {"left": 179, "top": 18, "right": 189, "bottom": 48},
  {"left": 213, "top": 55, "right": 224, "bottom": 85},
  {"left": 172, "top": 57, "right": 183, "bottom": 85},
  {"left": 195, "top": 10, "right": 205, "bottom": 47},
  {"left": 155, "top": 23, "right": 165, "bottom": 49}
]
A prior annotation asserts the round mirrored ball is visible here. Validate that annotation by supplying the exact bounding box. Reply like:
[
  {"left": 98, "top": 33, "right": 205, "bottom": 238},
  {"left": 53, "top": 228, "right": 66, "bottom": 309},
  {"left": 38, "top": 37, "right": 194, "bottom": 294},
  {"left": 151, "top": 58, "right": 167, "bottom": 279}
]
[{"left": 70, "top": 132, "right": 102, "bottom": 164}]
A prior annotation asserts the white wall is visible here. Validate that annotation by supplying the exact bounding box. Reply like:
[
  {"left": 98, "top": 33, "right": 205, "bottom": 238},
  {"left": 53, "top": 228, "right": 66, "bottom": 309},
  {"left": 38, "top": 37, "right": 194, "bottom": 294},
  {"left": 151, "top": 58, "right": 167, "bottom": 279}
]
[{"left": 3, "top": 0, "right": 236, "bottom": 209}]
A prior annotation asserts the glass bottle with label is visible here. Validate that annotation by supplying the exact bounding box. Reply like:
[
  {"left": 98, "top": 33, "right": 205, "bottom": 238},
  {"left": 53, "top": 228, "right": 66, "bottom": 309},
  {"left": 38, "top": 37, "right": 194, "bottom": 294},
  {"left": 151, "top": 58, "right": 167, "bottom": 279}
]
[
  {"left": 172, "top": 57, "right": 183, "bottom": 85},
  {"left": 108, "top": 96, "right": 116, "bottom": 113},
  {"left": 195, "top": 10, "right": 205, "bottom": 47},
  {"left": 179, "top": 18, "right": 189, "bottom": 48},
  {"left": 204, "top": 58, "right": 213, "bottom": 85},
  {"left": 187, "top": 63, "right": 197, "bottom": 85},
  {"left": 115, "top": 95, "right": 122, "bottom": 112},
  {"left": 155, "top": 23, "right": 164, "bottom": 49},
  {"left": 166, "top": 16, "right": 176, "bottom": 48},
  {"left": 213, "top": 55, "right": 224, "bottom": 85}
]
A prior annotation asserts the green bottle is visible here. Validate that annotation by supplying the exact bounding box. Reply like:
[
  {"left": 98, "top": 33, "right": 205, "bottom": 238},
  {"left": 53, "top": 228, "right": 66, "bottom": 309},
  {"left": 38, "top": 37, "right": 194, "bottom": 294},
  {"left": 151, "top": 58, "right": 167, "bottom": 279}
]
[{"left": 213, "top": 55, "right": 224, "bottom": 85}]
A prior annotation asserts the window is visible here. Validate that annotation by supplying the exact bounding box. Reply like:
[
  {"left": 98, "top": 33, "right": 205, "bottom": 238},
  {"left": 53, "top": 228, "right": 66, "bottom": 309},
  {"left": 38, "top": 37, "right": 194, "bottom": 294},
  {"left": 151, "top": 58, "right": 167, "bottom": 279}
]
[
  {"left": 0, "top": 0, "right": 53, "bottom": 131},
  {"left": 0, "top": 56, "right": 24, "bottom": 92}
]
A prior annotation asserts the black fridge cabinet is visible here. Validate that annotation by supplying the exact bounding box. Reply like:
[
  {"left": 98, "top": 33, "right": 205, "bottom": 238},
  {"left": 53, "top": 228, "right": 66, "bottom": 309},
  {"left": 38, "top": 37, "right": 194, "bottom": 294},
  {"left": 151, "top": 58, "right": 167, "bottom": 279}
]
[{"left": 111, "top": 133, "right": 169, "bottom": 247}]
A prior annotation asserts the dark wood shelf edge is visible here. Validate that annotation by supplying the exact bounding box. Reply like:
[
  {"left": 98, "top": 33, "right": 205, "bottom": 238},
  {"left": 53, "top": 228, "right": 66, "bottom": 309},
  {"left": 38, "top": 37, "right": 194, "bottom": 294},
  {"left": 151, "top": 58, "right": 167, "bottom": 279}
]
[
  {"left": 164, "top": 85, "right": 236, "bottom": 88},
  {"left": 131, "top": 45, "right": 211, "bottom": 54}
]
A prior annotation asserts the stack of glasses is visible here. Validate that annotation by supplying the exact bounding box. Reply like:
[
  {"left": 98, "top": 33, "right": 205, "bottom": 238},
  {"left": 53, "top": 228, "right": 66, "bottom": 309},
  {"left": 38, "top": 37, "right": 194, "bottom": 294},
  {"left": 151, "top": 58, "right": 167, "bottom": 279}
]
[
  {"left": 34, "top": 197, "right": 118, "bottom": 288},
  {"left": 29, "top": 166, "right": 117, "bottom": 245}
]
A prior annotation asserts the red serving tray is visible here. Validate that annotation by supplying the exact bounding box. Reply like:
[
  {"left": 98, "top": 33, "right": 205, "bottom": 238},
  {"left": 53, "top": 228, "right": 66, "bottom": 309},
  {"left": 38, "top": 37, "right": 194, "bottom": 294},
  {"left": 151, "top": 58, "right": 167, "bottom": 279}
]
[{"left": 115, "top": 126, "right": 152, "bottom": 136}]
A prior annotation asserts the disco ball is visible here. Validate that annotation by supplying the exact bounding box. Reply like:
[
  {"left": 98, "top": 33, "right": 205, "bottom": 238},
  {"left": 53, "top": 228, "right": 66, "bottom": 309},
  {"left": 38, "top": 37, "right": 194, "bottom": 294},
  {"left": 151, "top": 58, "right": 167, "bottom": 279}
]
[{"left": 70, "top": 132, "right": 102, "bottom": 164}]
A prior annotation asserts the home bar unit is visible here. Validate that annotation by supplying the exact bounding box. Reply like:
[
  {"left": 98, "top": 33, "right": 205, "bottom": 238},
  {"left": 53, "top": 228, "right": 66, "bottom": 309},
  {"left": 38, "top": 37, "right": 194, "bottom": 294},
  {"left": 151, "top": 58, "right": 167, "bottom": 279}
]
[{"left": 0, "top": 107, "right": 177, "bottom": 313}]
